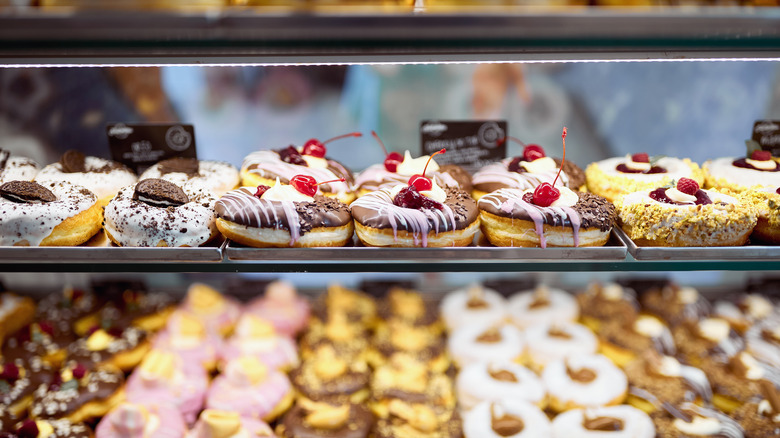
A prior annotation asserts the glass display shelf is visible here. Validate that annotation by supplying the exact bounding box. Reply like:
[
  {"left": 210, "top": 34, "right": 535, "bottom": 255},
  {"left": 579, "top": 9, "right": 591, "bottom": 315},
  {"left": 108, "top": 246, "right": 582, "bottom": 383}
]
[{"left": 2, "top": 7, "right": 780, "bottom": 65}]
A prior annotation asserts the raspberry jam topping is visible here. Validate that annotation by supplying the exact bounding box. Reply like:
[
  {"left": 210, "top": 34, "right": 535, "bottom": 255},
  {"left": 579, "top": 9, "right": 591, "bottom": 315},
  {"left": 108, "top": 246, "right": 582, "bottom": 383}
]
[
  {"left": 372, "top": 131, "right": 403, "bottom": 172},
  {"left": 530, "top": 128, "right": 567, "bottom": 207},
  {"left": 616, "top": 152, "right": 666, "bottom": 174},
  {"left": 649, "top": 178, "right": 712, "bottom": 205},
  {"left": 733, "top": 150, "right": 780, "bottom": 171},
  {"left": 277, "top": 146, "right": 307, "bottom": 166},
  {"left": 253, "top": 185, "right": 270, "bottom": 199},
  {"left": 393, "top": 185, "right": 443, "bottom": 210}
]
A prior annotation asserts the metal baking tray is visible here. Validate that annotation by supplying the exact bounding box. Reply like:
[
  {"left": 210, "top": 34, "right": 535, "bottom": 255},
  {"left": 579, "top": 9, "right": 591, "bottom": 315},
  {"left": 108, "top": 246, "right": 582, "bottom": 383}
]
[
  {"left": 0, "top": 232, "right": 225, "bottom": 263},
  {"left": 614, "top": 227, "right": 780, "bottom": 261},
  {"left": 225, "top": 229, "right": 627, "bottom": 263}
]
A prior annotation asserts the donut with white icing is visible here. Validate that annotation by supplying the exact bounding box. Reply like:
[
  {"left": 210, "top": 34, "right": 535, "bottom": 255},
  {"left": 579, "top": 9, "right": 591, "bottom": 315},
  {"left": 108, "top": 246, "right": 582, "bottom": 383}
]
[
  {"left": 478, "top": 187, "right": 616, "bottom": 248},
  {"left": 463, "top": 398, "right": 551, "bottom": 438},
  {"left": 103, "top": 179, "right": 218, "bottom": 247},
  {"left": 35, "top": 150, "right": 137, "bottom": 207},
  {"left": 524, "top": 322, "right": 598, "bottom": 371},
  {"left": 0, "top": 180, "right": 102, "bottom": 246},
  {"left": 551, "top": 405, "right": 655, "bottom": 438},
  {"left": 447, "top": 323, "right": 524, "bottom": 368},
  {"left": 439, "top": 284, "right": 508, "bottom": 332},
  {"left": 215, "top": 181, "right": 353, "bottom": 248},
  {"left": 350, "top": 184, "right": 479, "bottom": 248},
  {"left": 0, "top": 149, "right": 38, "bottom": 184},
  {"left": 586, "top": 154, "right": 703, "bottom": 203},
  {"left": 456, "top": 361, "right": 546, "bottom": 411},
  {"left": 617, "top": 178, "right": 756, "bottom": 247},
  {"left": 507, "top": 286, "right": 579, "bottom": 329},
  {"left": 96, "top": 402, "right": 187, "bottom": 438},
  {"left": 543, "top": 354, "right": 628, "bottom": 412},
  {"left": 140, "top": 157, "right": 239, "bottom": 197}
]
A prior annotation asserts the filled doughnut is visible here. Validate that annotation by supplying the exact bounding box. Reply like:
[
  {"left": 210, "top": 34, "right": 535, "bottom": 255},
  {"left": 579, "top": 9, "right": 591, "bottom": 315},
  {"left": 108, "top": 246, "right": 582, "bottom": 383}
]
[
  {"left": 463, "top": 398, "right": 551, "bottom": 438},
  {"left": 373, "top": 399, "right": 462, "bottom": 438},
  {"left": 550, "top": 405, "right": 655, "bottom": 438},
  {"left": 289, "top": 344, "right": 370, "bottom": 405},
  {"left": 240, "top": 133, "right": 359, "bottom": 204},
  {"left": 66, "top": 325, "right": 150, "bottom": 372},
  {"left": 152, "top": 311, "right": 222, "bottom": 374},
  {"left": 542, "top": 354, "right": 628, "bottom": 412},
  {"left": 652, "top": 402, "right": 745, "bottom": 438},
  {"left": 586, "top": 152, "right": 704, "bottom": 203},
  {"left": 220, "top": 314, "right": 299, "bottom": 372},
  {"left": 35, "top": 150, "right": 136, "bottom": 207},
  {"left": 617, "top": 177, "right": 757, "bottom": 247},
  {"left": 139, "top": 157, "right": 239, "bottom": 197},
  {"left": 0, "top": 148, "right": 38, "bottom": 183},
  {"left": 704, "top": 149, "right": 780, "bottom": 193},
  {"left": 215, "top": 176, "right": 353, "bottom": 248},
  {"left": 179, "top": 283, "right": 241, "bottom": 337},
  {"left": 623, "top": 352, "right": 712, "bottom": 414},
  {"left": 103, "top": 178, "right": 218, "bottom": 247},
  {"left": 0, "top": 180, "right": 102, "bottom": 246}
]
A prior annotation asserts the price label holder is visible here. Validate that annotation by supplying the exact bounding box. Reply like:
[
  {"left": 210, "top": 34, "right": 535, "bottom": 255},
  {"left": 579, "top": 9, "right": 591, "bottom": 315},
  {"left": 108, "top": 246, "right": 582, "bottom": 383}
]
[
  {"left": 751, "top": 120, "right": 780, "bottom": 155},
  {"left": 420, "top": 120, "right": 506, "bottom": 174},
  {"left": 106, "top": 123, "right": 197, "bottom": 173}
]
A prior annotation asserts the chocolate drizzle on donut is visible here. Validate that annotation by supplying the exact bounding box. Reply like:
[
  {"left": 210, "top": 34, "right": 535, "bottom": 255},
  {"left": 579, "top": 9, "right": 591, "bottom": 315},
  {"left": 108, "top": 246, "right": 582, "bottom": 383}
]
[
  {"left": 0, "top": 181, "right": 56, "bottom": 204},
  {"left": 132, "top": 179, "right": 189, "bottom": 208},
  {"left": 59, "top": 150, "right": 87, "bottom": 173},
  {"left": 583, "top": 416, "right": 625, "bottom": 431},
  {"left": 157, "top": 157, "right": 200, "bottom": 176}
]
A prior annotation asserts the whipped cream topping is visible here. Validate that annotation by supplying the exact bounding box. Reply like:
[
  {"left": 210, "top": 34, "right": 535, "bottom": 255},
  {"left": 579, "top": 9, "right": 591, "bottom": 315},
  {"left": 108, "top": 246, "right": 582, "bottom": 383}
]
[
  {"left": 746, "top": 157, "right": 777, "bottom": 171},
  {"left": 757, "top": 400, "right": 780, "bottom": 422},
  {"left": 242, "top": 150, "right": 350, "bottom": 194},
  {"left": 744, "top": 295, "right": 774, "bottom": 320},
  {"left": 396, "top": 151, "right": 440, "bottom": 177},
  {"left": 679, "top": 287, "right": 700, "bottom": 304},
  {"left": 624, "top": 154, "right": 651, "bottom": 172},
  {"left": 634, "top": 316, "right": 666, "bottom": 338},
  {"left": 739, "top": 353, "right": 765, "bottom": 380},
  {"left": 673, "top": 416, "right": 721, "bottom": 435},
  {"left": 656, "top": 356, "right": 682, "bottom": 377},
  {"left": 520, "top": 157, "right": 557, "bottom": 174},
  {"left": 665, "top": 187, "right": 697, "bottom": 204},
  {"left": 262, "top": 178, "right": 314, "bottom": 202},
  {"left": 301, "top": 154, "right": 329, "bottom": 169},
  {"left": 601, "top": 283, "right": 624, "bottom": 301},
  {"left": 698, "top": 318, "right": 731, "bottom": 343}
]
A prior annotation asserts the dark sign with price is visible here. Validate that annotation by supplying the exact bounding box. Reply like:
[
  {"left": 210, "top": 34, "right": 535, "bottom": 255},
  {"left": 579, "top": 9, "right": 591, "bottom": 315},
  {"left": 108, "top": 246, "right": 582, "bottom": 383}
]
[
  {"left": 106, "top": 123, "right": 197, "bottom": 173},
  {"left": 752, "top": 120, "right": 780, "bottom": 155},
  {"left": 420, "top": 120, "right": 507, "bottom": 174}
]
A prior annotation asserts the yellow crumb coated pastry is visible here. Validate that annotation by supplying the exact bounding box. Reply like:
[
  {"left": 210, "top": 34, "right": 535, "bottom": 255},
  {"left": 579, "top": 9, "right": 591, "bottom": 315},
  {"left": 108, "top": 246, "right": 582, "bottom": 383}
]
[{"left": 586, "top": 156, "right": 704, "bottom": 203}]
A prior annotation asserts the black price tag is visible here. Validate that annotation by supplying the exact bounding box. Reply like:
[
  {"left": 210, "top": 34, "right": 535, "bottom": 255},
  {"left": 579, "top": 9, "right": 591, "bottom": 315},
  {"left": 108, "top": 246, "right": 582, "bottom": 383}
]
[
  {"left": 420, "top": 120, "right": 506, "bottom": 174},
  {"left": 752, "top": 120, "right": 780, "bottom": 155},
  {"left": 106, "top": 123, "right": 197, "bottom": 173}
]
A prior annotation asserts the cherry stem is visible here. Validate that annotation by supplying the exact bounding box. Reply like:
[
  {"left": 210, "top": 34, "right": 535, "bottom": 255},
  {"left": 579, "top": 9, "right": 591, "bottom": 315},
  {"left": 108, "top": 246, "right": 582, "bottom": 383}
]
[
  {"left": 552, "top": 127, "right": 567, "bottom": 187},
  {"left": 422, "top": 148, "right": 446, "bottom": 178},
  {"left": 323, "top": 132, "right": 363, "bottom": 144},
  {"left": 372, "top": 131, "right": 389, "bottom": 156},
  {"left": 498, "top": 136, "right": 526, "bottom": 147},
  {"left": 314, "top": 177, "right": 346, "bottom": 187}
]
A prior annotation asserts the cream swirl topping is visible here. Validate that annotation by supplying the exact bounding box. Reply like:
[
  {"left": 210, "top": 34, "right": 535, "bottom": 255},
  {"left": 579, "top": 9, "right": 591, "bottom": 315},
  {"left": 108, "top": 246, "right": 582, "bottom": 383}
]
[
  {"left": 521, "top": 157, "right": 557, "bottom": 174},
  {"left": 262, "top": 178, "right": 314, "bottom": 202},
  {"left": 397, "top": 151, "right": 440, "bottom": 176}
]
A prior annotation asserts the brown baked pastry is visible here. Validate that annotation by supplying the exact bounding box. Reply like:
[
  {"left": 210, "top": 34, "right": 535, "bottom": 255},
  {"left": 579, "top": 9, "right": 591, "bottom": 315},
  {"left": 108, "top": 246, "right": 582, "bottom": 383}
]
[
  {"left": 731, "top": 380, "right": 780, "bottom": 437},
  {"left": 0, "top": 292, "right": 35, "bottom": 343},
  {"left": 310, "top": 284, "right": 378, "bottom": 329},
  {"left": 289, "top": 345, "right": 371, "bottom": 405},
  {"left": 640, "top": 284, "right": 711, "bottom": 327},
  {"left": 576, "top": 282, "right": 639, "bottom": 333},
  {"left": 623, "top": 352, "right": 712, "bottom": 415},
  {"left": 369, "top": 321, "right": 449, "bottom": 373},
  {"left": 74, "top": 290, "right": 174, "bottom": 336},
  {"left": 652, "top": 402, "right": 744, "bottom": 438},
  {"left": 700, "top": 351, "right": 780, "bottom": 415},
  {"left": 2, "top": 322, "right": 75, "bottom": 368},
  {"left": 672, "top": 317, "right": 744, "bottom": 368},
  {"left": 277, "top": 400, "right": 374, "bottom": 438},
  {"left": 714, "top": 293, "right": 778, "bottom": 335},
  {"left": 299, "top": 312, "right": 371, "bottom": 362},
  {"left": 597, "top": 314, "right": 676, "bottom": 367},
  {"left": 370, "top": 355, "right": 456, "bottom": 419},
  {"left": 377, "top": 287, "right": 442, "bottom": 333}
]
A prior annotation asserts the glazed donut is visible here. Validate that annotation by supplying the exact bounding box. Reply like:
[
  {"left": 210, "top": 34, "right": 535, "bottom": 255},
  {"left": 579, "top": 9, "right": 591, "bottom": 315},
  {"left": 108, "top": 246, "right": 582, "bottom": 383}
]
[
  {"left": 740, "top": 186, "right": 780, "bottom": 244},
  {"left": 95, "top": 402, "right": 186, "bottom": 438},
  {"left": 463, "top": 398, "right": 551, "bottom": 438},
  {"left": 187, "top": 409, "right": 275, "bottom": 438},
  {"left": 439, "top": 284, "right": 508, "bottom": 332},
  {"left": 448, "top": 323, "right": 524, "bottom": 368},
  {"left": 478, "top": 187, "right": 616, "bottom": 248},
  {"left": 35, "top": 150, "right": 136, "bottom": 207},
  {"left": 241, "top": 147, "right": 355, "bottom": 204},
  {"left": 0, "top": 180, "right": 102, "bottom": 246},
  {"left": 524, "top": 322, "right": 597, "bottom": 371},
  {"left": 103, "top": 179, "right": 218, "bottom": 247},
  {"left": 551, "top": 405, "right": 656, "bottom": 438},
  {"left": 353, "top": 149, "right": 467, "bottom": 197},
  {"left": 543, "top": 354, "right": 628, "bottom": 412},
  {"left": 11, "top": 419, "right": 93, "bottom": 438},
  {"left": 179, "top": 283, "right": 241, "bottom": 336},
  {"left": 617, "top": 178, "right": 756, "bottom": 247},
  {"left": 456, "top": 361, "right": 546, "bottom": 411},
  {"left": 0, "top": 148, "right": 38, "bottom": 183},
  {"left": 215, "top": 181, "right": 353, "bottom": 248},
  {"left": 586, "top": 154, "right": 704, "bottom": 203},
  {"left": 140, "top": 157, "right": 239, "bottom": 197},
  {"left": 704, "top": 151, "right": 780, "bottom": 193},
  {"left": 507, "top": 286, "right": 579, "bottom": 329},
  {"left": 350, "top": 184, "right": 479, "bottom": 248}
]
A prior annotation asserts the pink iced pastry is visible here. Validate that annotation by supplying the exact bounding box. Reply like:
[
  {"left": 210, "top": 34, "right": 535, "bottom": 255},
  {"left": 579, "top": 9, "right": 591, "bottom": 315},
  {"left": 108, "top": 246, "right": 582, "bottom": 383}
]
[
  {"left": 125, "top": 349, "right": 208, "bottom": 425},
  {"left": 244, "top": 280, "right": 310, "bottom": 337},
  {"left": 179, "top": 283, "right": 241, "bottom": 337},
  {"left": 154, "top": 310, "right": 223, "bottom": 373},
  {"left": 186, "top": 409, "right": 276, "bottom": 438},
  {"left": 220, "top": 314, "right": 299, "bottom": 371},
  {"left": 96, "top": 402, "right": 186, "bottom": 438},
  {"left": 206, "top": 356, "right": 294, "bottom": 422}
]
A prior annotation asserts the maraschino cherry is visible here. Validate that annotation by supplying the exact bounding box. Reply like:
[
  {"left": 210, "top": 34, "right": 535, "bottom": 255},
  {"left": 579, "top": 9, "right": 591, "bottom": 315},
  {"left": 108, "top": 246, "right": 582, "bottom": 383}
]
[
  {"left": 751, "top": 150, "right": 772, "bottom": 161},
  {"left": 631, "top": 153, "right": 649, "bottom": 163},
  {"left": 531, "top": 128, "right": 567, "bottom": 207},
  {"left": 301, "top": 132, "right": 362, "bottom": 158},
  {"left": 500, "top": 137, "right": 547, "bottom": 173},
  {"left": 408, "top": 149, "right": 446, "bottom": 192},
  {"left": 371, "top": 131, "right": 403, "bottom": 172},
  {"left": 289, "top": 175, "right": 346, "bottom": 197}
]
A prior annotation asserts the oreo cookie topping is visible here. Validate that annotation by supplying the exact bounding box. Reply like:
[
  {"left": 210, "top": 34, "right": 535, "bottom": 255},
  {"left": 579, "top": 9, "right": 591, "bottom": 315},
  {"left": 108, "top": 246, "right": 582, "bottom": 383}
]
[
  {"left": 157, "top": 157, "right": 200, "bottom": 176},
  {"left": 132, "top": 179, "right": 189, "bottom": 208},
  {"left": 59, "top": 150, "right": 86, "bottom": 173},
  {"left": 0, "top": 181, "right": 56, "bottom": 204}
]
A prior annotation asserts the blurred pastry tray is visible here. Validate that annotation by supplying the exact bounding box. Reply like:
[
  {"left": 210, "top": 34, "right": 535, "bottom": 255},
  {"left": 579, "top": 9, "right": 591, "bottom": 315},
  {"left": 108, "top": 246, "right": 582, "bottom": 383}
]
[
  {"left": 615, "top": 228, "right": 780, "bottom": 261},
  {"left": 224, "top": 229, "right": 627, "bottom": 262},
  {"left": 0, "top": 232, "right": 225, "bottom": 263}
]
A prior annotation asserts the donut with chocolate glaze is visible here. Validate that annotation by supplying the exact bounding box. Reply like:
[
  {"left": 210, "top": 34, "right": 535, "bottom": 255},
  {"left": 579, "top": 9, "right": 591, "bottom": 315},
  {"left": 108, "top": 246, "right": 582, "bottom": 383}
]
[
  {"left": 215, "top": 184, "right": 353, "bottom": 248},
  {"left": 472, "top": 156, "right": 584, "bottom": 201},
  {"left": 30, "top": 364, "right": 125, "bottom": 423},
  {"left": 35, "top": 150, "right": 136, "bottom": 207},
  {"left": 277, "top": 401, "right": 373, "bottom": 438},
  {"left": 103, "top": 179, "right": 218, "bottom": 247},
  {"left": 0, "top": 358, "right": 54, "bottom": 418},
  {"left": 140, "top": 157, "right": 239, "bottom": 197},
  {"left": 9, "top": 418, "right": 93, "bottom": 438},
  {"left": 0, "top": 149, "right": 38, "bottom": 184},
  {"left": 478, "top": 188, "right": 616, "bottom": 248},
  {"left": 0, "top": 181, "right": 102, "bottom": 247},
  {"left": 351, "top": 186, "right": 479, "bottom": 248}
]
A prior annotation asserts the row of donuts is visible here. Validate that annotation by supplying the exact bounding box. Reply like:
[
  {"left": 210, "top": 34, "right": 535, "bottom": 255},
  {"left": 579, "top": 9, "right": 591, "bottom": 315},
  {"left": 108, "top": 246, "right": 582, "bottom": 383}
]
[{"left": 442, "top": 280, "right": 780, "bottom": 437}]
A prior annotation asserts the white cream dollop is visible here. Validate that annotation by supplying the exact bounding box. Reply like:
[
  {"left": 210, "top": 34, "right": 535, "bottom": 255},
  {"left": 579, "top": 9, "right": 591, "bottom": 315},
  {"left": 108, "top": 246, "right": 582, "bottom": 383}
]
[
  {"left": 624, "top": 154, "right": 652, "bottom": 172},
  {"left": 746, "top": 158, "right": 777, "bottom": 171},
  {"left": 389, "top": 179, "right": 446, "bottom": 204},
  {"left": 744, "top": 295, "right": 773, "bottom": 320},
  {"left": 549, "top": 187, "right": 578, "bottom": 208},
  {"left": 396, "top": 151, "right": 440, "bottom": 177},
  {"left": 673, "top": 416, "right": 722, "bottom": 435},
  {"left": 520, "top": 156, "right": 557, "bottom": 174},
  {"left": 657, "top": 356, "right": 682, "bottom": 377},
  {"left": 634, "top": 316, "right": 665, "bottom": 338},
  {"left": 757, "top": 400, "right": 780, "bottom": 422},
  {"left": 262, "top": 178, "right": 314, "bottom": 203},
  {"left": 301, "top": 154, "right": 329, "bottom": 169},
  {"left": 678, "top": 287, "right": 699, "bottom": 304},
  {"left": 698, "top": 318, "right": 731, "bottom": 343},
  {"left": 602, "top": 283, "right": 624, "bottom": 301},
  {"left": 665, "top": 187, "right": 697, "bottom": 204},
  {"left": 739, "top": 352, "right": 765, "bottom": 380}
]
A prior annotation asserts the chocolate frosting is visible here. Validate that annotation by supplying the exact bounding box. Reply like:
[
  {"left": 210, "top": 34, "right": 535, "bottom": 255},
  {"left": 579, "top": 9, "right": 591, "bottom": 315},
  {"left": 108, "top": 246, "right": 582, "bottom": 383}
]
[
  {"left": 438, "top": 164, "right": 473, "bottom": 192},
  {"left": 157, "top": 157, "right": 199, "bottom": 176},
  {"left": 289, "top": 365, "right": 370, "bottom": 402},
  {"left": 479, "top": 191, "right": 616, "bottom": 232},
  {"left": 555, "top": 158, "right": 586, "bottom": 190},
  {"left": 215, "top": 188, "right": 352, "bottom": 234},
  {"left": 66, "top": 327, "right": 147, "bottom": 369},
  {"left": 30, "top": 368, "right": 123, "bottom": 419},
  {"left": 279, "top": 403, "right": 373, "bottom": 438}
]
